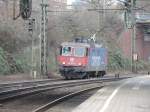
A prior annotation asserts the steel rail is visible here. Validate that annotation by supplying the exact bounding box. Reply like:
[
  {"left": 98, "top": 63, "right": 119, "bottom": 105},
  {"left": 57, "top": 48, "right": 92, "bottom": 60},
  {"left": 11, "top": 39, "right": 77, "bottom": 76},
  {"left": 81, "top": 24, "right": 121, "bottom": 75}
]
[
  {"left": 0, "top": 79, "right": 61, "bottom": 89},
  {"left": 0, "top": 77, "right": 107, "bottom": 90},
  {"left": 0, "top": 76, "right": 131, "bottom": 103},
  {"left": 0, "top": 76, "right": 122, "bottom": 96},
  {"left": 0, "top": 80, "right": 103, "bottom": 103},
  {"left": 0, "top": 79, "right": 102, "bottom": 95},
  {"left": 0, "top": 80, "right": 65, "bottom": 96},
  {"left": 32, "top": 76, "right": 132, "bottom": 112},
  {"left": 0, "top": 79, "right": 63, "bottom": 93},
  {"left": 32, "top": 85, "right": 104, "bottom": 112},
  {"left": 0, "top": 76, "right": 130, "bottom": 96}
]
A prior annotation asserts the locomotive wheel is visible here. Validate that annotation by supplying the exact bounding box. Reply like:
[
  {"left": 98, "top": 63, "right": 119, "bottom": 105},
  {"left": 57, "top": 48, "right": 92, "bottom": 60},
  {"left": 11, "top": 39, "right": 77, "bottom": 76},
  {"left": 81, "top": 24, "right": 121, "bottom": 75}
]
[
  {"left": 97, "top": 71, "right": 106, "bottom": 77},
  {"left": 65, "top": 76, "right": 69, "bottom": 80},
  {"left": 64, "top": 75, "right": 72, "bottom": 80},
  {"left": 81, "top": 72, "right": 88, "bottom": 79},
  {"left": 84, "top": 74, "right": 89, "bottom": 79},
  {"left": 97, "top": 72, "right": 102, "bottom": 77},
  {"left": 102, "top": 71, "right": 106, "bottom": 76},
  {"left": 86, "top": 74, "right": 90, "bottom": 79},
  {"left": 64, "top": 73, "right": 73, "bottom": 80}
]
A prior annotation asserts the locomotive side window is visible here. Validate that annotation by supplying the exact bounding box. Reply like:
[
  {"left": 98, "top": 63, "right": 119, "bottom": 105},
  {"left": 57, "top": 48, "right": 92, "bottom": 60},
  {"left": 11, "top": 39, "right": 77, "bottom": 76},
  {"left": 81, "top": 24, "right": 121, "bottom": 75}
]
[
  {"left": 60, "top": 46, "right": 62, "bottom": 55},
  {"left": 61, "top": 46, "right": 72, "bottom": 56},
  {"left": 74, "top": 47, "right": 86, "bottom": 57},
  {"left": 86, "top": 48, "right": 88, "bottom": 56}
]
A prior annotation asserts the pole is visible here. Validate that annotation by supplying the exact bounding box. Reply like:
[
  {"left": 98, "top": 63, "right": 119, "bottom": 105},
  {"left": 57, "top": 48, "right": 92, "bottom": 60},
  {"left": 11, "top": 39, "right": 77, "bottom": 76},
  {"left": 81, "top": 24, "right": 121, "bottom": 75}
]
[
  {"left": 131, "top": 0, "right": 136, "bottom": 73},
  {"left": 13, "top": 0, "right": 16, "bottom": 20},
  {"left": 40, "top": 0, "right": 48, "bottom": 77},
  {"left": 103, "top": 0, "right": 106, "bottom": 45},
  {"left": 28, "top": 18, "right": 36, "bottom": 78},
  {"left": 98, "top": 0, "right": 100, "bottom": 32}
]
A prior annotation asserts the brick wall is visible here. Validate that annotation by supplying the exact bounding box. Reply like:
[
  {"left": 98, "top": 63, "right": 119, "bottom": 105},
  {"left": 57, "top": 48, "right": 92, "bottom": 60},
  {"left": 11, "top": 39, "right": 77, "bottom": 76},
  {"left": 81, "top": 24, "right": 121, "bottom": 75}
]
[
  {"left": 119, "top": 24, "right": 150, "bottom": 61},
  {"left": 119, "top": 29, "right": 132, "bottom": 59}
]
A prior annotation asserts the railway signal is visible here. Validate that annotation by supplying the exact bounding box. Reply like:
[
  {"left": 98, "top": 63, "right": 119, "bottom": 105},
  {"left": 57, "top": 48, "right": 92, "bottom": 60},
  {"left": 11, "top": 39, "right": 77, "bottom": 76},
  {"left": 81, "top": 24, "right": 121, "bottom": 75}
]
[
  {"left": 20, "top": 0, "right": 32, "bottom": 20},
  {"left": 124, "top": 0, "right": 131, "bottom": 8},
  {"left": 28, "top": 18, "right": 35, "bottom": 32},
  {"left": 123, "top": 0, "right": 136, "bottom": 29}
]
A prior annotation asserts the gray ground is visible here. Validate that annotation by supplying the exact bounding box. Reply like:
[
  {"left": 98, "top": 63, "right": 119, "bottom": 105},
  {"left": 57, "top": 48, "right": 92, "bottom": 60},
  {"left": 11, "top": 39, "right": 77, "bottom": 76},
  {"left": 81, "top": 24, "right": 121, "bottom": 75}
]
[{"left": 72, "top": 75, "right": 150, "bottom": 112}]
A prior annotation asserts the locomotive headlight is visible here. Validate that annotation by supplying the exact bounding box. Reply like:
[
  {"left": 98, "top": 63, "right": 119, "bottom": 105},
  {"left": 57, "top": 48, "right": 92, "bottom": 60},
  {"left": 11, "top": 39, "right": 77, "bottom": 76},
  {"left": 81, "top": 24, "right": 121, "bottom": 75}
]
[
  {"left": 78, "top": 63, "right": 82, "bottom": 66},
  {"left": 62, "top": 62, "right": 66, "bottom": 64}
]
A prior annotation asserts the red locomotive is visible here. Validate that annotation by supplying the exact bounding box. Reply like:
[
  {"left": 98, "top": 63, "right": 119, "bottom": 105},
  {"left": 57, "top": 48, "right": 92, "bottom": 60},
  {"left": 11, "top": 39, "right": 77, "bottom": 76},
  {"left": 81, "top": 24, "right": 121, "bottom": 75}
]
[{"left": 57, "top": 38, "right": 108, "bottom": 79}]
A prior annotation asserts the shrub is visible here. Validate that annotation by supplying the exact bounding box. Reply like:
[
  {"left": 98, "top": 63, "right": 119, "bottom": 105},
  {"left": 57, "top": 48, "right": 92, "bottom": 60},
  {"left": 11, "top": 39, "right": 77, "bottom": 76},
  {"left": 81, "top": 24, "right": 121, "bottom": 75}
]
[
  {"left": 108, "top": 50, "right": 131, "bottom": 71},
  {"left": 0, "top": 47, "right": 30, "bottom": 75},
  {"left": 0, "top": 47, "right": 10, "bottom": 74}
]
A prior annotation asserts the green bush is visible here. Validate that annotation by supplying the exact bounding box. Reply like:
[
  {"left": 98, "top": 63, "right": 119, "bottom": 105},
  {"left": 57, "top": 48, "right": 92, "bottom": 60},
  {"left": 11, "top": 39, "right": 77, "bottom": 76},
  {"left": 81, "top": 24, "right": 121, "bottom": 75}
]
[
  {"left": 135, "top": 60, "right": 150, "bottom": 71},
  {"left": 108, "top": 50, "right": 131, "bottom": 71},
  {"left": 0, "top": 47, "right": 10, "bottom": 74},
  {"left": 108, "top": 50, "right": 150, "bottom": 72},
  {"left": 0, "top": 47, "right": 30, "bottom": 75},
  {"left": 13, "top": 55, "right": 30, "bottom": 73}
]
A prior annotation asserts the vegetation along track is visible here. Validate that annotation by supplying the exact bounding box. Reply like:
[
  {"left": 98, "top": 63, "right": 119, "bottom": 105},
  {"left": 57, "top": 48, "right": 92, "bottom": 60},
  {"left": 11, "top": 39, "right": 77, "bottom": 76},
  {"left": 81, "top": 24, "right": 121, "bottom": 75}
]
[{"left": 0, "top": 76, "right": 130, "bottom": 103}]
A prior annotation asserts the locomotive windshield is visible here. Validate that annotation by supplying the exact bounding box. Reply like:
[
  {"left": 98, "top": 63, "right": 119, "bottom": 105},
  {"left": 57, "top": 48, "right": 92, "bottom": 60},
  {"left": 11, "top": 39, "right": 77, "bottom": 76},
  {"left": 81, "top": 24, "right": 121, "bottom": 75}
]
[
  {"left": 61, "top": 46, "right": 72, "bottom": 56},
  {"left": 74, "top": 47, "right": 86, "bottom": 57},
  {"left": 60, "top": 46, "right": 87, "bottom": 57}
]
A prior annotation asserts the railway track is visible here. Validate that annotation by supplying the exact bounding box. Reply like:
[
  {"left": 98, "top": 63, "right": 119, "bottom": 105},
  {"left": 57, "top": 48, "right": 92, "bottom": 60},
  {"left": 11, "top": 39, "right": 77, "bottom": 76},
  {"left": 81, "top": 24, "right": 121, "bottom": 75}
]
[
  {"left": 31, "top": 76, "right": 130, "bottom": 112},
  {"left": 0, "top": 79, "right": 61, "bottom": 91},
  {"left": 0, "top": 76, "right": 131, "bottom": 103},
  {"left": 0, "top": 74, "right": 130, "bottom": 92},
  {"left": 32, "top": 85, "right": 104, "bottom": 112},
  {"left": 0, "top": 79, "right": 103, "bottom": 103},
  {"left": 0, "top": 76, "right": 132, "bottom": 112}
]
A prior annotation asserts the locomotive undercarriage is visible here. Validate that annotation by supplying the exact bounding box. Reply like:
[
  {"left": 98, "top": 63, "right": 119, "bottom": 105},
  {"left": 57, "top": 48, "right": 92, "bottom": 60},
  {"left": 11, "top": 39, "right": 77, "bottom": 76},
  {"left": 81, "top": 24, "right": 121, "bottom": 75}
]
[{"left": 59, "top": 66, "right": 106, "bottom": 79}]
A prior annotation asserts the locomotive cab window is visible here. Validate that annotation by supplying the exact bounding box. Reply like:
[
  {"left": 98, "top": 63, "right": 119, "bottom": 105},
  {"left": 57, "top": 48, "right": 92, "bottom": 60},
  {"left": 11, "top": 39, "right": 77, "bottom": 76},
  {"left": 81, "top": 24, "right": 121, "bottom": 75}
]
[
  {"left": 61, "top": 46, "right": 72, "bottom": 56},
  {"left": 74, "top": 47, "right": 86, "bottom": 57}
]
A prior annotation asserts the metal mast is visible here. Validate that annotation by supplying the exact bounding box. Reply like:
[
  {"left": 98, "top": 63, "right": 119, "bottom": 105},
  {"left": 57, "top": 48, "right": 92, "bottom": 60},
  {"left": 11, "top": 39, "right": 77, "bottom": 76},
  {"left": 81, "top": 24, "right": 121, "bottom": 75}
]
[
  {"left": 40, "top": 0, "right": 48, "bottom": 77},
  {"left": 131, "top": 0, "right": 136, "bottom": 72},
  {"left": 28, "top": 18, "right": 36, "bottom": 77}
]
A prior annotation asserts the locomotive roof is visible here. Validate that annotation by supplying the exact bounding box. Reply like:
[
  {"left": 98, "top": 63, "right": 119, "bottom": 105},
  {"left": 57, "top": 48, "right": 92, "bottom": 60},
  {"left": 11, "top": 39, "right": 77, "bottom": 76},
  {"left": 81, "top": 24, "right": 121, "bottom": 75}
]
[{"left": 61, "top": 42, "right": 103, "bottom": 48}]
